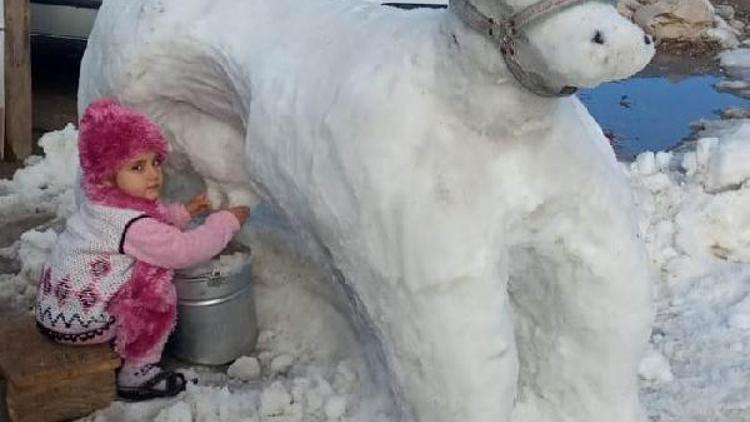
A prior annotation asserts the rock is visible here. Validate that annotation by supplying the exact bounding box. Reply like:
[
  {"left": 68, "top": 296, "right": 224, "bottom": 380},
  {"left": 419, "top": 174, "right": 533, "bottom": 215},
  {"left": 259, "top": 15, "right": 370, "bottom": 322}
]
[
  {"left": 720, "top": 107, "right": 750, "bottom": 120},
  {"left": 227, "top": 356, "right": 262, "bottom": 381},
  {"left": 716, "top": 79, "right": 750, "bottom": 93},
  {"left": 260, "top": 381, "right": 293, "bottom": 417},
  {"left": 270, "top": 354, "right": 295, "bottom": 375},
  {"left": 632, "top": 0, "right": 715, "bottom": 41},
  {"left": 618, "top": 0, "right": 644, "bottom": 19},
  {"left": 626, "top": 0, "right": 743, "bottom": 48},
  {"left": 714, "top": 4, "right": 735, "bottom": 21},
  {"left": 324, "top": 396, "right": 347, "bottom": 420},
  {"left": 638, "top": 349, "right": 674, "bottom": 383},
  {"left": 719, "top": 48, "right": 750, "bottom": 69},
  {"left": 706, "top": 16, "right": 741, "bottom": 48},
  {"left": 635, "top": 152, "right": 657, "bottom": 176},
  {"left": 729, "top": 19, "right": 745, "bottom": 32}
]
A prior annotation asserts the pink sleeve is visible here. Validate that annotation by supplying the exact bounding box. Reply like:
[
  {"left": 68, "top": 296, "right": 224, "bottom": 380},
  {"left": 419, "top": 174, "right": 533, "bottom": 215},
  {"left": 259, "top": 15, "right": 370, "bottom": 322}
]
[
  {"left": 164, "top": 203, "right": 192, "bottom": 229},
  {"left": 123, "top": 211, "right": 241, "bottom": 269}
]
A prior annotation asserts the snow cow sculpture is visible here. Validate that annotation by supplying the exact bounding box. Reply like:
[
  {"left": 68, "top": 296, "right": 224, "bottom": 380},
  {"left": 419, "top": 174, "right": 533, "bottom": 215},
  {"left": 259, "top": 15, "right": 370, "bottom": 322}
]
[{"left": 79, "top": 0, "right": 655, "bottom": 420}]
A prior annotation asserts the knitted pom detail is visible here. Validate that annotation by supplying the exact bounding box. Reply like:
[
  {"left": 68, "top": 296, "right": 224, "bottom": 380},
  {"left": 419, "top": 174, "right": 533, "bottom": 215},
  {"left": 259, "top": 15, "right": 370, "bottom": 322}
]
[{"left": 78, "top": 98, "right": 169, "bottom": 201}]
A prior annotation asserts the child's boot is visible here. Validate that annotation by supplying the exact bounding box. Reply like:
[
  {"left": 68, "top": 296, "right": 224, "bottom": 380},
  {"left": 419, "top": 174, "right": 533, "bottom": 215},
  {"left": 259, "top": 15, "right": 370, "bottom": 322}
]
[{"left": 116, "top": 363, "right": 187, "bottom": 401}]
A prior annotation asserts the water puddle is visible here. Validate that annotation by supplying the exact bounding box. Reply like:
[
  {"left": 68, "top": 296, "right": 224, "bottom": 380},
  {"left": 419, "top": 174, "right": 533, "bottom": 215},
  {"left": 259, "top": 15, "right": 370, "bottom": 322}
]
[{"left": 579, "top": 73, "right": 750, "bottom": 160}]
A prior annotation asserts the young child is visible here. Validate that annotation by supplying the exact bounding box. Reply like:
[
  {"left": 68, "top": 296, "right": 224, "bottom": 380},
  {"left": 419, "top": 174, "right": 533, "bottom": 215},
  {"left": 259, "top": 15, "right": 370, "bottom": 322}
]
[{"left": 35, "top": 98, "right": 250, "bottom": 401}]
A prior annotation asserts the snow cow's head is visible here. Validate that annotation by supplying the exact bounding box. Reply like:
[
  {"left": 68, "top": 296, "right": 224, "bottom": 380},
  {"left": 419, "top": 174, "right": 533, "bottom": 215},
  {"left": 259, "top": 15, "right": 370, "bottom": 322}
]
[{"left": 495, "top": 0, "right": 655, "bottom": 92}]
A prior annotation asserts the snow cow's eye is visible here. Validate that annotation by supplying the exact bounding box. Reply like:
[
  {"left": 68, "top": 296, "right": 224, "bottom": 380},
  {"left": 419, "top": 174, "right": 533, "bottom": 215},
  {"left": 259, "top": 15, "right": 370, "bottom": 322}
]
[{"left": 592, "top": 30, "right": 605, "bottom": 45}]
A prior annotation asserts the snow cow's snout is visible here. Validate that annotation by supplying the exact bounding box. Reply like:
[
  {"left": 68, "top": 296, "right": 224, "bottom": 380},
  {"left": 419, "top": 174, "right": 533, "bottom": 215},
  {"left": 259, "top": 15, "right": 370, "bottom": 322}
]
[{"left": 523, "top": 1, "right": 655, "bottom": 88}]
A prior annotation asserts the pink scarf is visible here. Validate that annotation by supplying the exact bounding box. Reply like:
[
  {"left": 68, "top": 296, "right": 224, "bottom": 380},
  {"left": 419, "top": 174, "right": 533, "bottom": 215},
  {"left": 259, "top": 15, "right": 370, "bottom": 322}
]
[{"left": 92, "top": 183, "right": 178, "bottom": 365}]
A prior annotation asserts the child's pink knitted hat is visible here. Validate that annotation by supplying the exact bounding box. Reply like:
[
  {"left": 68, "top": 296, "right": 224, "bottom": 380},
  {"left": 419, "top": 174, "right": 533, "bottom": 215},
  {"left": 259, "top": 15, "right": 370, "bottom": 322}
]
[{"left": 79, "top": 99, "right": 168, "bottom": 192}]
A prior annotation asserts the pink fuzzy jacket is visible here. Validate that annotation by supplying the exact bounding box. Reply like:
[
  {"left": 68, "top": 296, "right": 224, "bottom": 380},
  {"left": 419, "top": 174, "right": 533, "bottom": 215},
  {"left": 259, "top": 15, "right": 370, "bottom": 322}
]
[
  {"left": 124, "top": 204, "right": 241, "bottom": 269},
  {"left": 35, "top": 202, "right": 240, "bottom": 344}
]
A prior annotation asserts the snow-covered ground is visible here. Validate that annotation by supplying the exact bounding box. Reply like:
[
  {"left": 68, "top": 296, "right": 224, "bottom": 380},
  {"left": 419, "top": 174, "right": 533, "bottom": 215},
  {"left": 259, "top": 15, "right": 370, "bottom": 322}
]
[
  {"left": 0, "top": 46, "right": 749, "bottom": 422},
  {"left": 0, "top": 127, "right": 398, "bottom": 422},
  {"left": 631, "top": 120, "right": 750, "bottom": 421}
]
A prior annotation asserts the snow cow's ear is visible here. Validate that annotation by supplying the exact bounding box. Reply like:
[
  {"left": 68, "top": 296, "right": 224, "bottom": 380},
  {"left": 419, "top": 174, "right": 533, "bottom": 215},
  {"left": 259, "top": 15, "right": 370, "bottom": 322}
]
[{"left": 518, "top": 1, "right": 654, "bottom": 89}]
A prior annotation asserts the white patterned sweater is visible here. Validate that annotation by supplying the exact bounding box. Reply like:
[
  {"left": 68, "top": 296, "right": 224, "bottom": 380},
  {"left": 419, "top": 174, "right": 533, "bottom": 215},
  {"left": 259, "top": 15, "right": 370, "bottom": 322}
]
[{"left": 35, "top": 202, "right": 145, "bottom": 340}]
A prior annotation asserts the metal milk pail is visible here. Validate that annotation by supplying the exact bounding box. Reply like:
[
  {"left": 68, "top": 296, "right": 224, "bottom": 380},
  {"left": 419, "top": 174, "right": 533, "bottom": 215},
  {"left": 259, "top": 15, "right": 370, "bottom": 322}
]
[{"left": 168, "top": 252, "right": 258, "bottom": 365}]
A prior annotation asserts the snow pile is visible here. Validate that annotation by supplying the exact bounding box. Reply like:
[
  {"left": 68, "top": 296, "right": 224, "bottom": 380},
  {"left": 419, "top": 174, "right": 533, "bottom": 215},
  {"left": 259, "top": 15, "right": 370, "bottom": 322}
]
[
  {"left": 178, "top": 251, "right": 250, "bottom": 278},
  {"left": 631, "top": 121, "right": 750, "bottom": 270},
  {"left": 0, "top": 228, "right": 58, "bottom": 316},
  {"left": 0, "top": 124, "right": 79, "bottom": 220},
  {"left": 0, "top": 116, "right": 749, "bottom": 420},
  {"left": 720, "top": 48, "right": 750, "bottom": 80},
  {"left": 214, "top": 252, "right": 250, "bottom": 274},
  {"left": 227, "top": 356, "right": 261, "bottom": 381},
  {"left": 629, "top": 118, "right": 750, "bottom": 421},
  {"left": 16, "top": 229, "right": 58, "bottom": 282},
  {"left": 0, "top": 126, "right": 79, "bottom": 316},
  {"left": 721, "top": 48, "right": 750, "bottom": 69}
]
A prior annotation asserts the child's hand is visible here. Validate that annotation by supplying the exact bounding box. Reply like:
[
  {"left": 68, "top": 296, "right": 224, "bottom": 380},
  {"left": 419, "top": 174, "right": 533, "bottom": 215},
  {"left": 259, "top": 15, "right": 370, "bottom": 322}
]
[
  {"left": 226, "top": 206, "right": 250, "bottom": 225},
  {"left": 186, "top": 193, "right": 212, "bottom": 217}
]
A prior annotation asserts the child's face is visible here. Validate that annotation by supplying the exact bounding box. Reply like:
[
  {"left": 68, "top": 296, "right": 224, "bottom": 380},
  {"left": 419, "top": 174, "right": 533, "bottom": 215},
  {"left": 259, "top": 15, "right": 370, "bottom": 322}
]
[{"left": 114, "top": 151, "right": 164, "bottom": 200}]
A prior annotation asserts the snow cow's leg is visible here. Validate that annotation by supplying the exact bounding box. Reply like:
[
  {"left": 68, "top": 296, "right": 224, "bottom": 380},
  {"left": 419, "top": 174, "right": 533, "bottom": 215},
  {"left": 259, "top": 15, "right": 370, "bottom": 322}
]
[
  {"left": 382, "top": 265, "right": 520, "bottom": 422},
  {"left": 364, "top": 195, "right": 521, "bottom": 422},
  {"left": 507, "top": 157, "right": 653, "bottom": 422}
]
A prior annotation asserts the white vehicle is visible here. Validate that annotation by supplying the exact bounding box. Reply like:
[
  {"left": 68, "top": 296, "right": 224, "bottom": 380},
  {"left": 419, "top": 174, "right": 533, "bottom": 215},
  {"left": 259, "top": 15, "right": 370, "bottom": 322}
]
[
  {"left": 30, "top": 0, "right": 100, "bottom": 47},
  {"left": 28, "top": 1, "right": 447, "bottom": 43}
]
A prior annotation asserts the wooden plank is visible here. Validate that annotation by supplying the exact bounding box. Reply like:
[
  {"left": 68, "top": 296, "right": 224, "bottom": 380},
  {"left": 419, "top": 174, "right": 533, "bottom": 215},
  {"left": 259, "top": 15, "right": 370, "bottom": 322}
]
[
  {"left": 7, "top": 369, "right": 115, "bottom": 422},
  {"left": 0, "top": 317, "right": 120, "bottom": 389},
  {"left": 3, "top": 0, "right": 30, "bottom": 161}
]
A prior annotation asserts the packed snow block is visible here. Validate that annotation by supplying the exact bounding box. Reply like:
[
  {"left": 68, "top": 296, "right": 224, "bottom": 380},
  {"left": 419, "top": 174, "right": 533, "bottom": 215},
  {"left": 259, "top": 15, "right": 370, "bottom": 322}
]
[
  {"left": 0, "top": 317, "right": 120, "bottom": 422},
  {"left": 79, "top": 0, "right": 656, "bottom": 420}
]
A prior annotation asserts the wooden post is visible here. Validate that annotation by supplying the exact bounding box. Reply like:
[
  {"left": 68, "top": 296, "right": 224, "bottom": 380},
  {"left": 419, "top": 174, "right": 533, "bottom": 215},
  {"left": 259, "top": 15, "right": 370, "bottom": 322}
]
[
  {"left": 4, "top": 0, "right": 30, "bottom": 161},
  {"left": 0, "top": 0, "right": 6, "bottom": 161}
]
